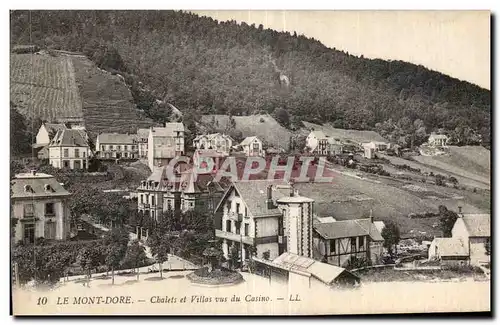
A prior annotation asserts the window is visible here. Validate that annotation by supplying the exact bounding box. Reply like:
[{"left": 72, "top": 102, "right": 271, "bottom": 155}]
[
  {"left": 23, "top": 204, "right": 34, "bottom": 217},
  {"left": 63, "top": 149, "right": 69, "bottom": 158},
  {"left": 244, "top": 223, "right": 249, "bottom": 236},
  {"left": 63, "top": 160, "right": 70, "bottom": 168},
  {"left": 74, "top": 149, "right": 80, "bottom": 158},
  {"left": 236, "top": 203, "right": 240, "bottom": 214},
  {"left": 358, "top": 236, "right": 365, "bottom": 249},
  {"left": 101, "top": 145, "right": 105, "bottom": 151},
  {"left": 350, "top": 237, "right": 357, "bottom": 251},
  {"left": 45, "top": 203, "right": 55, "bottom": 215},
  {"left": 140, "top": 195, "right": 144, "bottom": 204},
  {"left": 44, "top": 221, "right": 56, "bottom": 239},
  {"left": 124, "top": 145, "right": 128, "bottom": 151},
  {"left": 83, "top": 151, "right": 86, "bottom": 158},
  {"left": 124, "top": 152, "right": 128, "bottom": 158},
  {"left": 235, "top": 221, "right": 241, "bottom": 235},
  {"left": 23, "top": 223, "right": 35, "bottom": 244},
  {"left": 167, "top": 200, "right": 172, "bottom": 211},
  {"left": 226, "top": 220, "right": 232, "bottom": 233},
  {"left": 151, "top": 210, "right": 155, "bottom": 219},
  {"left": 110, "top": 145, "right": 114, "bottom": 150},
  {"left": 330, "top": 239, "right": 336, "bottom": 254}
]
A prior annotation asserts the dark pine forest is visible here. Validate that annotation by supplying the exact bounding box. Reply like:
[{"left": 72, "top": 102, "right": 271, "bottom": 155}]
[{"left": 10, "top": 10, "right": 491, "bottom": 147}]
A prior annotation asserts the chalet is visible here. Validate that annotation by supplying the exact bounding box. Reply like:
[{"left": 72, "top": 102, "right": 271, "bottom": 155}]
[
  {"left": 362, "top": 141, "right": 389, "bottom": 159},
  {"left": 34, "top": 123, "right": 68, "bottom": 160},
  {"left": 137, "top": 165, "right": 227, "bottom": 220},
  {"left": 148, "top": 123, "right": 185, "bottom": 171},
  {"left": 238, "top": 136, "right": 264, "bottom": 157},
  {"left": 48, "top": 129, "right": 91, "bottom": 170},
  {"left": 312, "top": 216, "right": 385, "bottom": 267},
  {"left": 11, "top": 170, "right": 71, "bottom": 243},
  {"left": 305, "top": 131, "right": 329, "bottom": 155},
  {"left": 96, "top": 133, "right": 138, "bottom": 159},
  {"left": 215, "top": 180, "right": 314, "bottom": 263},
  {"left": 193, "top": 133, "right": 233, "bottom": 154},
  {"left": 137, "top": 128, "right": 150, "bottom": 159},
  {"left": 428, "top": 133, "right": 449, "bottom": 147},
  {"left": 428, "top": 213, "right": 490, "bottom": 267}
]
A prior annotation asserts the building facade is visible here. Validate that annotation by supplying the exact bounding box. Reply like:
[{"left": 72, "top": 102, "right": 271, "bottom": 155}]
[
  {"left": 48, "top": 129, "right": 91, "bottom": 170},
  {"left": 11, "top": 171, "right": 71, "bottom": 243},
  {"left": 428, "top": 133, "right": 449, "bottom": 147},
  {"left": 215, "top": 180, "right": 314, "bottom": 263},
  {"left": 147, "top": 123, "right": 185, "bottom": 171},
  {"left": 96, "top": 133, "right": 139, "bottom": 159},
  {"left": 451, "top": 214, "right": 490, "bottom": 266},
  {"left": 306, "top": 131, "right": 329, "bottom": 155},
  {"left": 137, "top": 128, "right": 150, "bottom": 159},
  {"left": 239, "top": 136, "right": 264, "bottom": 157},
  {"left": 193, "top": 133, "right": 233, "bottom": 154}
]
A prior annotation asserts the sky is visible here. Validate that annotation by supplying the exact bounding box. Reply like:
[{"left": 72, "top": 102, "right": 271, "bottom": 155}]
[{"left": 192, "top": 10, "right": 491, "bottom": 90}]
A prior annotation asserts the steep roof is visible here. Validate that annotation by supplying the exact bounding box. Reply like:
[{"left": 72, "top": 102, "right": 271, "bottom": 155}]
[
  {"left": 432, "top": 238, "right": 468, "bottom": 257},
  {"left": 255, "top": 252, "right": 359, "bottom": 285},
  {"left": 429, "top": 134, "right": 448, "bottom": 140},
  {"left": 314, "top": 218, "right": 384, "bottom": 241},
  {"left": 309, "top": 130, "right": 327, "bottom": 139},
  {"left": 97, "top": 132, "right": 137, "bottom": 144},
  {"left": 240, "top": 136, "right": 260, "bottom": 146},
  {"left": 49, "top": 129, "right": 88, "bottom": 147},
  {"left": 195, "top": 149, "right": 228, "bottom": 158},
  {"left": 11, "top": 172, "right": 71, "bottom": 199},
  {"left": 461, "top": 214, "right": 490, "bottom": 237},
  {"left": 44, "top": 123, "right": 67, "bottom": 136}
]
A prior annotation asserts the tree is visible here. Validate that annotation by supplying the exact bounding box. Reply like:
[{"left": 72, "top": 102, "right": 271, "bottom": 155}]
[
  {"left": 273, "top": 107, "right": 290, "bottom": 128},
  {"left": 122, "top": 240, "right": 148, "bottom": 280},
  {"left": 103, "top": 228, "right": 129, "bottom": 284},
  {"left": 77, "top": 245, "right": 103, "bottom": 286},
  {"left": 381, "top": 221, "right": 401, "bottom": 256},
  {"left": 147, "top": 232, "right": 170, "bottom": 279},
  {"left": 10, "top": 103, "right": 32, "bottom": 156},
  {"left": 438, "top": 205, "right": 458, "bottom": 237},
  {"left": 202, "top": 246, "right": 224, "bottom": 272}
]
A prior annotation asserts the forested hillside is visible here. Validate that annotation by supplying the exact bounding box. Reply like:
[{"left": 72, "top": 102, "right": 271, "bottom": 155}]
[{"left": 10, "top": 10, "right": 491, "bottom": 147}]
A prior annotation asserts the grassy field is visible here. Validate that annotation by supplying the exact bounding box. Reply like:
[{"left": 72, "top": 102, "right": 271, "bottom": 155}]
[
  {"left": 355, "top": 267, "right": 488, "bottom": 283},
  {"left": 200, "top": 114, "right": 293, "bottom": 149},
  {"left": 301, "top": 121, "right": 388, "bottom": 144},
  {"left": 71, "top": 56, "right": 157, "bottom": 139},
  {"left": 413, "top": 146, "right": 490, "bottom": 187},
  {"left": 10, "top": 53, "right": 83, "bottom": 122},
  {"left": 295, "top": 162, "right": 490, "bottom": 237}
]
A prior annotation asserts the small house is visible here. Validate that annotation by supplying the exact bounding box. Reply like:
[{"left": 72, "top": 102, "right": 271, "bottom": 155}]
[
  {"left": 428, "top": 238, "right": 469, "bottom": 267},
  {"left": 428, "top": 133, "right": 449, "bottom": 147},
  {"left": 239, "top": 136, "right": 264, "bottom": 157}
]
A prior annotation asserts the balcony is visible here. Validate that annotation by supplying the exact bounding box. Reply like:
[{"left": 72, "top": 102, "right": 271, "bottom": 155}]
[{"left": 215, "top": 229, "right": 255, "bottom": 245}]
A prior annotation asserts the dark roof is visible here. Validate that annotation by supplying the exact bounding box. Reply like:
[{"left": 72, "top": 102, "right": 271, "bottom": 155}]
[
  {"left": 314, "top": 218, "right": 384, "bottom": 241},
  {"left": 44, "top": 123, "right": 67, "bottom": 137},
  {"left": 49, "top": 129, "right": 88, "bottom": 147},
  {"left": 11, "top": 172, "right": 71, "bottom": 199},
  {"left": 215, "top": 180, "right": 288, "bottom": 218},
  {"left": 461, "top": 214, "right": 490, "bottom": 237}
]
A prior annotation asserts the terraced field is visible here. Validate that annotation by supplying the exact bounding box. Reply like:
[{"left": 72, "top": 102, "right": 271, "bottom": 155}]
[
  {"left": 10, "top": 53, "right": 83, "bottom": 122},
  {"left": 71, "top": 56, "right": 157, "bottom": 139}
]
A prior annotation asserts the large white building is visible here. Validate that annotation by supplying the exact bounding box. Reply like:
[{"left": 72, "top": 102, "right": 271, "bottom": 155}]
[
  {"left": 148, "top": 123, "right": 185, "bottom": 171},
  {"left": 48, "top": 129, "right": 91, "bottom": 170},
  {"left": 96, "top": 133, "right": 139, "bottom": 159},
  {"left": 137, "top": 128, "right": 150, "bottom": 159},
  {"left": 11, "top": 170, "right": 71, "bottom": 243},
  {"left": 193, "top": 133, "right": 233, "bottom": 155}
]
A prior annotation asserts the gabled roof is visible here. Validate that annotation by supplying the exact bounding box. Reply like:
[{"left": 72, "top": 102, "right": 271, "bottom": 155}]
[
  {"left": 49, "top": 129, "right": 88, "bottom": 147},
  {"left": 240, "top": 136, "right": 260, "bottom": 146},
  {"left": 137, "top": 128, "right": 150, "bottom": 139},
  {"left": 461, "top": 214, "right": 490, "bottom": 237},
  {"left": 194, "top": 133, "right": 234, "bottom": 142},
  {"left": 11, "top": 172, "right": 71, "bottom": 199},
  {"left": 44, "top": 123, "right": 67, "bottom": 137},
  {"left": 97, "top": 133, "right": 137, "bottom": 144},
  {"left": 314, "top": 218, "right": 384, "bottom": 241},
  {"left": 194, "top": 149, "right": 228, "bottom": 158},
  {"left": 431, "top": 238, "right": 468, "bottom": 257},
  {"left": 215, "top": 180, "right": 288, "bottom": 218},
  {"left": 429, "top": 134, "right": 448, "bottom": 139},
  {"left": 255, "top": 252, "right": 359, "bottom": 285}
]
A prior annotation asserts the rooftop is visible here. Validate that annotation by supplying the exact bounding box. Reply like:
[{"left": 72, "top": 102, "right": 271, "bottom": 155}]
[
  {"left": 11, "top": 172, "right": 70, "bottom": 199},
  {"left": 460, "top": 214, "right": 490, "bottom": 237},
  {"left": 49, "top": 129, "right": 88, "bottom": 147},
  {"left": 432, "top": 238, "right": 469, "bottom": 257},
  {"left": 151, "top": 123, "right": 185, "bottom": 137},
  {"left": 314, "top": 218, "right": 384, "bottom": 241},
  {"left": 240, "top": 136, "right": 260, "bottom": 146},
  {"left": 97, "top": 132, "right": 137, "bottom": 144}
]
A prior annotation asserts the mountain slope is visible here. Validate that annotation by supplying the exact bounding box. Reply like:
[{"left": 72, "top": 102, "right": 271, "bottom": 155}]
[{"left": 10, "top": 10, "right": 491, "bottom": 145}]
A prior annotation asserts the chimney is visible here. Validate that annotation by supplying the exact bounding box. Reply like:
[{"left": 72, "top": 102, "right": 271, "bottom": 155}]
[
  {"left": 30, "top": 169, "right": 37, "bottom": 176},
  {"left": 458, "top": 206, "right": 463, "bottom": 216}
]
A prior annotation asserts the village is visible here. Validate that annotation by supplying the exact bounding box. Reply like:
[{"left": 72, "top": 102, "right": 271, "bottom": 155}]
[{"left": 11, "top": 115, "right": 491, "bottom": 291}]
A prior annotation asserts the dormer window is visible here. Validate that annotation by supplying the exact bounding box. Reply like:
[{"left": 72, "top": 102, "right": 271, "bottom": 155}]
[
  {"left": 24, "top": 185, "right": 34, "bottom": 193},
  {"left": 44, "top": 184, "right": 55, "bottom": 192}
]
